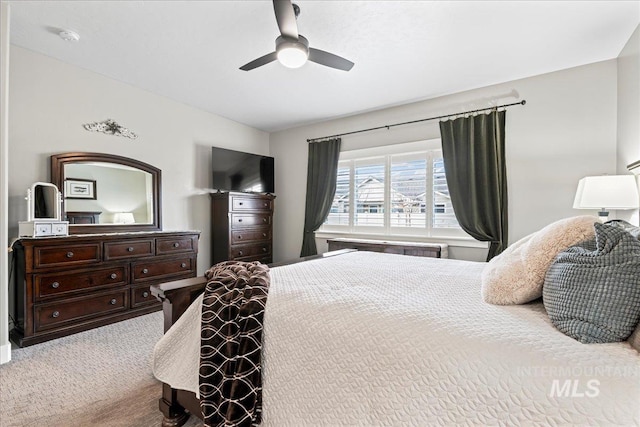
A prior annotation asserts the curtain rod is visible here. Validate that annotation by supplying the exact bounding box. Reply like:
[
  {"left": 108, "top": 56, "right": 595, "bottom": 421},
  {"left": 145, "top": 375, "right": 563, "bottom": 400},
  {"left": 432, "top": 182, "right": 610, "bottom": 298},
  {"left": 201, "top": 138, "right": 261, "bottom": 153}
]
[{"left": 307, "top": 100, "right": 526, "bottom": 143}]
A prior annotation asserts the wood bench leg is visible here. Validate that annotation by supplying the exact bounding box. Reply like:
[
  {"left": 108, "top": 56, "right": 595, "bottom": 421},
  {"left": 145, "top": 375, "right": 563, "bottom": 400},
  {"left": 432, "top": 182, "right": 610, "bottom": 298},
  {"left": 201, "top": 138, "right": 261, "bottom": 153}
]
[
  {"left": 159, "top": 384, "right": 190, "bottom": 427},
  {"left": 152, "top": 278, "right": 208, "bottom": 426}
]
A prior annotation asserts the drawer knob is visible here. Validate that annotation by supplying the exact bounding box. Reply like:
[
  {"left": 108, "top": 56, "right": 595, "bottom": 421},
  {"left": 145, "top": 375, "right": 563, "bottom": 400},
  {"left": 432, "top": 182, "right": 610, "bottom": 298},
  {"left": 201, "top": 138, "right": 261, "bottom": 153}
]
[
  {"left": 142, "top": 268, "right": 149, "bottom": 274},
  {"left": 238, "top": 235, "right": 243, "bottom": 240},
  {"left": 238, "top": 250, "right": 243, "bottom": 256},
  {"left": 262, "top": 233, "right": 267, "bottom": 237},
  {"left": 109, "top": 298, "right": 117, "bottom": 305},
  {"left": 127, "top": 247, "right": 134, "bottom": 252},
  {"left": 142, "top": 291, "right": 149, "bottom": 298},
  {"left": 263, "top": 203, "right": 268, "bottom": 207},
  {"left": 66, "top": 251, "right": 74, "bottom": 258},
  {"left": 110, "top": 273, "right": 117, "bottom": 280},
  {"left": 238, "top": 218, "right": 243, "bottom": 222},
  {"left": 181, "top": 262, "right": 187, "bottom": 268},
  {"left": 52, "top": 311, "right": 60, "bottom": 318},
  {"left": 51, "top": 281, "right": 60, "bottom": 289},
  {"left": 262, "top": 218, "right": 267, "bottom": 223},
  {"left": 239, "top": 202, "right": 244, "bottom": 206},
  {"left": 173, "top": 242, "right": 179, "bottom": 248}
]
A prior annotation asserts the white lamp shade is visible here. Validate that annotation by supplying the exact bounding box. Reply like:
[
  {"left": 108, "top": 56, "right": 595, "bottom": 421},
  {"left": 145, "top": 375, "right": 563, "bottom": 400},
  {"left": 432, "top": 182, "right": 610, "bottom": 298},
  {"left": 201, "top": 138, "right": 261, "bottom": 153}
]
[
  {"left": 573, "top": 175, "right": 639, "bottom": 210},
  {"left": 114, "top": 212, "right": 135, "bottom": 224}
]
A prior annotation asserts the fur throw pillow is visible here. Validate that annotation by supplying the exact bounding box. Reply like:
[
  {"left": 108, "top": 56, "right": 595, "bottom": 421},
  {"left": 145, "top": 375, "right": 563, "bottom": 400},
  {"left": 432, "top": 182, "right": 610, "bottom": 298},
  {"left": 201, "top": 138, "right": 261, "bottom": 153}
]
[{"left": 481, "top": 216, "right": 597, "bottom": 305}]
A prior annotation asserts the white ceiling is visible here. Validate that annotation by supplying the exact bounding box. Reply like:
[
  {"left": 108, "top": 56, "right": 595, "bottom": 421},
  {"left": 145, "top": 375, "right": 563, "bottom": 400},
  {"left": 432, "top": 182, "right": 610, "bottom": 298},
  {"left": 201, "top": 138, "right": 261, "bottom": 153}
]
[{"left": 8, "top": 0, "right": 640, "bottom": 132}]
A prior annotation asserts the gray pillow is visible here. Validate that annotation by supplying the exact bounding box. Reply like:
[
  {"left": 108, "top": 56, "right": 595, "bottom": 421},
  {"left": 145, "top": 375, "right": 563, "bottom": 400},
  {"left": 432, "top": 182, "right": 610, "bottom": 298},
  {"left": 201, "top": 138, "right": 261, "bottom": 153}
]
[
  {"left": 607, "top": 220, "right": 640, "bottom": 351},
  {"left": 605, "top": 219, "right": 640, "bottom": 239},
  {"left": 543, "top": 222, "right": 640, "bottom": 344}
]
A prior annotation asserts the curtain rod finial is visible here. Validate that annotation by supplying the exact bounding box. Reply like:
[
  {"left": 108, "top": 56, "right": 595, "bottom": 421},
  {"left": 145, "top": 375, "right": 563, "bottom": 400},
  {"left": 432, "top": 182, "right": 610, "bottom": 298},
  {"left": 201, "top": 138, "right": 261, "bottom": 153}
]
[{"left": 521, "top": 100, "right": 526, "bottom": 105}]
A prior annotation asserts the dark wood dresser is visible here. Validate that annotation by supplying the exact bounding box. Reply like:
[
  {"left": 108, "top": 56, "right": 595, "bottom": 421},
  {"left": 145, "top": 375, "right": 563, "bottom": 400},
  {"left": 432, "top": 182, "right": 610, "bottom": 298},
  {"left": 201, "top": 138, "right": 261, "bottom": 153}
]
[
  {"left": 10, "top": 230, "right": 200, "bottom": 347},
  {"left": 327, "top": 238, "right": 447, "bottom": 258},
  {"left": 65, "top": 211, "right": 102, "bottom": 224},
  {"left": 211, "top": 192, "right": 274, "bottom": 264}
]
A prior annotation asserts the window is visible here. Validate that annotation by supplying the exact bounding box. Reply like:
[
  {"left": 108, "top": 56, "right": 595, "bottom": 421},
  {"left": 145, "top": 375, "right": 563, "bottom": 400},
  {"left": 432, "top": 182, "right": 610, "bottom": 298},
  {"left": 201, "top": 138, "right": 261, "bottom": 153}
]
[
  {"left": 327, "top": 165, "right": 350, "bottom": 225},
  {"left": 323, "top": 140, "right": 464, "bottom": 238},
  {"left": 390, "top": 154, "right": 426, "bottom": 228},
  {"left": 354, "top": 159, "right": 384, "bottom": 226}
]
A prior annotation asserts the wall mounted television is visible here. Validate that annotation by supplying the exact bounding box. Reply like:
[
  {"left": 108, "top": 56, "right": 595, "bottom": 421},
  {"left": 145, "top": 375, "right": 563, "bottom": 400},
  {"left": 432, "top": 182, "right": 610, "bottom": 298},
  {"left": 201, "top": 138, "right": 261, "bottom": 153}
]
[{"left": 211, "top": 146, "right": 275, "bottom": 194}]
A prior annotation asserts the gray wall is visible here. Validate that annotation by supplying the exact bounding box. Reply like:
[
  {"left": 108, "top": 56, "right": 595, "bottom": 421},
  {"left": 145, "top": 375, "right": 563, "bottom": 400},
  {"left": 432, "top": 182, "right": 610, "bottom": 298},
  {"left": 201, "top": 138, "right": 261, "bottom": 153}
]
[
  {"left": 270, "top": 60, "right": 618, "bottom": 263},
  {"left": 1, "top": 1, "right": 12, "bottom": 364},
  {"left": 8, "top": 47, "right": 270, "bottom": 274},
  {"left": 616, "top": 24, "right": 640, "bottom": 225}
]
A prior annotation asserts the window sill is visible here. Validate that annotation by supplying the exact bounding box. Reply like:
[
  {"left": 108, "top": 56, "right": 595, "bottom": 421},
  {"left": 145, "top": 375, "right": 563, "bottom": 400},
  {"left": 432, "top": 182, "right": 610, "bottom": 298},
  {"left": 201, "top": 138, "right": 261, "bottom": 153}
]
[{"left": 314, "top": 230, "right": 489, "bottom": 249}]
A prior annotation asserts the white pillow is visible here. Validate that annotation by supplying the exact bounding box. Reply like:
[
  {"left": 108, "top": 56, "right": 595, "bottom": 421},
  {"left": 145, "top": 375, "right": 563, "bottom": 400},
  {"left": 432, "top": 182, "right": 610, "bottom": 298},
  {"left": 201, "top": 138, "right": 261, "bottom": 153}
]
[{"left": 481, "top": 215, "right": 598, "bottom": 305}]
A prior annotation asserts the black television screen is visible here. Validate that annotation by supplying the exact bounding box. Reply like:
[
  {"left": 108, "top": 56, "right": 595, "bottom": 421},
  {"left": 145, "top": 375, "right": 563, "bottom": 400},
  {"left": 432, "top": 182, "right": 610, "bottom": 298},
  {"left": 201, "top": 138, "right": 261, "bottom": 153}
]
[{"left": 211, "top": 146, "right": 275, "bottom": 194}]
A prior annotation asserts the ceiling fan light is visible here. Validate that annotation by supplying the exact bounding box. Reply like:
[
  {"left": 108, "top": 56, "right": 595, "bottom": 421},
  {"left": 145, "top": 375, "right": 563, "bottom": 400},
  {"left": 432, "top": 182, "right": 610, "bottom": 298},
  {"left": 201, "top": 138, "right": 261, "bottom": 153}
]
[{"left": 277, "top": 45, "right": 308, "bottom": 68}]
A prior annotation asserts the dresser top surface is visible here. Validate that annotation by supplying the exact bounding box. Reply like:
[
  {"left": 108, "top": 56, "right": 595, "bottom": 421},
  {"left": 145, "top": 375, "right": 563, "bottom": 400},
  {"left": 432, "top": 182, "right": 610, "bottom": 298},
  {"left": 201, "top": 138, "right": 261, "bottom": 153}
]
[
  {"left": 209, "top": 191, "right": 275, "bottom": 199},
  {"left": 15, "top": 230, "right": 200, "bottom": 244}
]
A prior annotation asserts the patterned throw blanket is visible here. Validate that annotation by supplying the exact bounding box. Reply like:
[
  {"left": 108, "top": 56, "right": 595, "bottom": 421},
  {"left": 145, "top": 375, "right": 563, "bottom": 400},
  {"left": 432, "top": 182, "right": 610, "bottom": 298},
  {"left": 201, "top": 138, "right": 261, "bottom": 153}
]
[{"left": 199, "top": 261, "right": 270, "bottom": 427}]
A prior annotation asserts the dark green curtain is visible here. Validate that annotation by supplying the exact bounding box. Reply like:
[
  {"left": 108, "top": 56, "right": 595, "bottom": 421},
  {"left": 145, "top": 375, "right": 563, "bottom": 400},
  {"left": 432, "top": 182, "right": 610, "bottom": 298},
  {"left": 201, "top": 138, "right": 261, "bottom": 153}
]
[
  {"left": 439, "top": 110, "right": 507, "bottom": 261},
  {"left": 300, "top": 138, "right": 342, "bottom": 257}
]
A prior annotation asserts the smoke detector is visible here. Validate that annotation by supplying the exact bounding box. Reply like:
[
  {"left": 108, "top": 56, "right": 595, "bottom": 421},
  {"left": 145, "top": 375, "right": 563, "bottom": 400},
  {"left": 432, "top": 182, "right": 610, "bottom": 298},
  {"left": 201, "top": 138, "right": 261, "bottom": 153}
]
[{"left": 59, "top": 30, "right": 80, "bottom": 42}]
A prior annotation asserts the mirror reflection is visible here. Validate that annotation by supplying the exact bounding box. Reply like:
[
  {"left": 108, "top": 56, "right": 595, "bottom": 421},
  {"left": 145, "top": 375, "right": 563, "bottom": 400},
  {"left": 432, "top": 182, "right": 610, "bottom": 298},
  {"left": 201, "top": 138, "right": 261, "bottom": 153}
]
[
  {"left": 63, "top": 162, "right": 154, "bottom": 225},
  {"left": 33, "top": 182, "right": 61, "bottom": 220},
  {"left": 51, "top": 152, "right": 161, "bottom": 234}
]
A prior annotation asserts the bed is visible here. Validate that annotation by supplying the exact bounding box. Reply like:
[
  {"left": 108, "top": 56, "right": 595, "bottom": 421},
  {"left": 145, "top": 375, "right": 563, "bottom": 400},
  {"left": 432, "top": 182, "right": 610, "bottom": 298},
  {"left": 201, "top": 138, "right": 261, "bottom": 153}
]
[{"left": 152, "top": 249, "right": 640, "bottom": 426}]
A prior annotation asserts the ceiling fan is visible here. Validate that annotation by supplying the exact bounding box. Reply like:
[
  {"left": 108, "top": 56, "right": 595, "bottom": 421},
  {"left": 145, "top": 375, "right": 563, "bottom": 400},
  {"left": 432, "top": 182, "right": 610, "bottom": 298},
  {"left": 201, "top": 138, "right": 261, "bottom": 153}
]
[{"left": 240, "top": 0, "right": 354, "bottom": 72}]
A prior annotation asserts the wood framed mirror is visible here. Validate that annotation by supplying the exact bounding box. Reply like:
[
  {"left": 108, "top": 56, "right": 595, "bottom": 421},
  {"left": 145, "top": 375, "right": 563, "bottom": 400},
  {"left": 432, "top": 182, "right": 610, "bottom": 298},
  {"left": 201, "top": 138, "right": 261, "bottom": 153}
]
[{"left": 51, "top": 152, "right": 162, "bottom": 234}]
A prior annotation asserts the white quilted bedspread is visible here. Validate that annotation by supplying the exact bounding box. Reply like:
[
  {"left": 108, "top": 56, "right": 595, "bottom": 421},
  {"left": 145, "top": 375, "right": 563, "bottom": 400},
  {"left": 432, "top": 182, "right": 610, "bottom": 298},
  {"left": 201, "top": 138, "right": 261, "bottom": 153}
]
[{"left": 153, "top": 251, "right": 640, "bottom": 426}]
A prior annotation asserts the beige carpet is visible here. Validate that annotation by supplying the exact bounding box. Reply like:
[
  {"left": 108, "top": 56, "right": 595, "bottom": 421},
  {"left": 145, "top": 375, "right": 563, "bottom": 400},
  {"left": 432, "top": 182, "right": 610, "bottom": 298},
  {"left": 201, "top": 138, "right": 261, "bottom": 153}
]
[{"left": 0, "top": 312, "right": 201, "bottom": 427}]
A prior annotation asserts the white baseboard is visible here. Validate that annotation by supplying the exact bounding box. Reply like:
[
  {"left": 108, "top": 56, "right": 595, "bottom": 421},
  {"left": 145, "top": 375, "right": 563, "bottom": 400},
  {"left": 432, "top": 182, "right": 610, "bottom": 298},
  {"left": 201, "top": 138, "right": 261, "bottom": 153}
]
[{"left": 0, "top": 342, "right": 11, "bottom": 364}]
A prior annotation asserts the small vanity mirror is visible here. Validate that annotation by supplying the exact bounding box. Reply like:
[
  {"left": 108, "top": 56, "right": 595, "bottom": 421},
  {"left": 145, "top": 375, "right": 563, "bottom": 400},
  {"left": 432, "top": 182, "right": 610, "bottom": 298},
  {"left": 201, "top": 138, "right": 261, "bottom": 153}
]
[
  {"left": 18, "top": 182, "right": 69, "bottom": 237},
  {"left": 51, "top": 152, "right": 162, "bottom": 234},
  {"left": 27, "top": 182, "right": 63, "bottom": 221}
]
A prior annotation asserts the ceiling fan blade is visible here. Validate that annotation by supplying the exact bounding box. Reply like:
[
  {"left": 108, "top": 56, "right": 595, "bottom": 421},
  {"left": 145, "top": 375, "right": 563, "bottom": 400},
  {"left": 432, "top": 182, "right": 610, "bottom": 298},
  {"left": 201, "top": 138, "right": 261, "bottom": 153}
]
[
  {"left": 308, "top": 48, "right": 354, "bottom": 71},
  {"left": 273, "top": 0, "right": 299, "bottom": 39},
  {"left": 239, "top": 52, "right": 278, "bottom": 71}
]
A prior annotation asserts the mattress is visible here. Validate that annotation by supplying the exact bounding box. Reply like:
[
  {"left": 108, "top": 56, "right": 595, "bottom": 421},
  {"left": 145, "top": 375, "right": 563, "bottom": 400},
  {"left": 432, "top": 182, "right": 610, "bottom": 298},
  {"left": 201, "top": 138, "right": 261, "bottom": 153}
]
[{"left": 153, "top": 251, "right": 640, "bottom": 426}]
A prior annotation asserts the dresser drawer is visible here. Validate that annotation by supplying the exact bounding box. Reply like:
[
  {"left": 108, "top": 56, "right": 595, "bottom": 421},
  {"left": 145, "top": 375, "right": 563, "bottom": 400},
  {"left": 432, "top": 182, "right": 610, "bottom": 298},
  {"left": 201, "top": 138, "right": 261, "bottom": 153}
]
[
  {"left": 132, "top": 256, "right": 195, "bottom": 283},
  {"left": 35, "top": 266, "right": 128, "bottom": 300},
  {"left": 33, "top": 243, "right": 101, "bottom": 269},
  {"left": 156, "top": 236, "right": 197, "bottom": 255},
  {"left": 34, "top": 289, "right": 128, "bottom": 332},
  {"left": 235, "top": 254, "right": 273, "bottom": 264},
  {"left": 231, "top": 227, "right": 271, "bottom": 245},
  {"left": 104, "top": 239, "right": 154, "bottom": 261},
  {"left": 231, "top": 195, "right": 273, "bottom": 212},
  {"left": 231, "top": 213, "right": 271, "bottom": 228},
  {"left": 230, "top": 243, "right": 271, "bottom": 260},
  {"left": 131, "top": 284, "right": 161, "bottom": 308}
]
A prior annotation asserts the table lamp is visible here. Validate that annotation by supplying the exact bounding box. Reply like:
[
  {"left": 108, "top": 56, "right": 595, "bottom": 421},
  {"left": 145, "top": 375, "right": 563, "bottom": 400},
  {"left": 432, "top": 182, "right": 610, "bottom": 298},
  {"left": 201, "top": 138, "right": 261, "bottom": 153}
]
[
  {"left": 114, "top": 212, "right": 135, "bottom": 224},
  {"left": 573, "top": 175, "right": 639, "bottom": 221}
]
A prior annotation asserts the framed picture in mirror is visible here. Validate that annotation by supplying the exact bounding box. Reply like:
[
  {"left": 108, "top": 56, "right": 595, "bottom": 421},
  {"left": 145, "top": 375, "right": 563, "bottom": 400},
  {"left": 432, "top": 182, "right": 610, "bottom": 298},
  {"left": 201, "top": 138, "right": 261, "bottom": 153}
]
[{"left": 65, "top": 178, "right": 97, "bottom": 199}]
